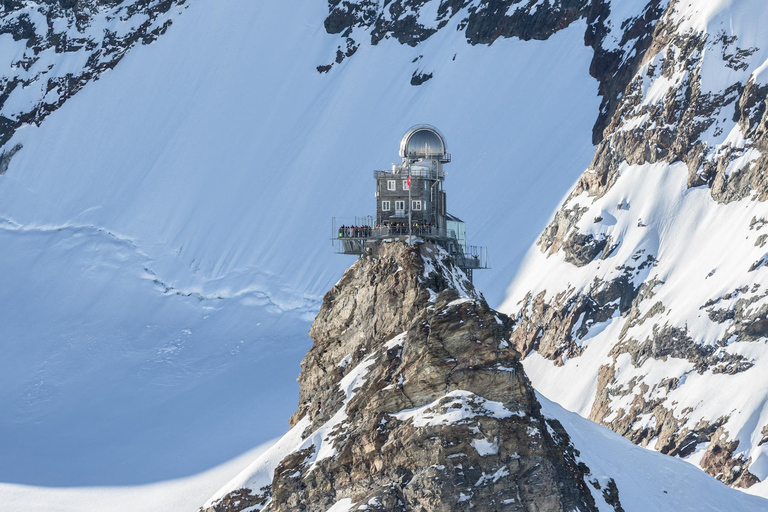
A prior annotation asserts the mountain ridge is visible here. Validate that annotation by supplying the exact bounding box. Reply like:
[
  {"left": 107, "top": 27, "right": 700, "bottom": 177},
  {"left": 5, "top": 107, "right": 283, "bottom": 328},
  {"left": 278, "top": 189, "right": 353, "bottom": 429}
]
[{"left": 501, "top": 0, "right": 768, "bottom": 491}]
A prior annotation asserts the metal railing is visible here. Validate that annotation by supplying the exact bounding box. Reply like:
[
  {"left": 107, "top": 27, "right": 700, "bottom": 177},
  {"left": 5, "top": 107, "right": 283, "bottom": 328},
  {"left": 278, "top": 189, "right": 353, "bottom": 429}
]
[
  {"left": 331, "top": 217, "right": 488, "bottom": 270},
  {"left": 373, "top": 168, "right": 445, "bottom": 180},
  {"left": 404, "top": 151, "right": 451, "bottom": 163},
  {"left": 334, "top": 220, "right": 446, "bottom": 239},
  {"left": 453, "top": 245, "right": 489, "bottom": 269}
]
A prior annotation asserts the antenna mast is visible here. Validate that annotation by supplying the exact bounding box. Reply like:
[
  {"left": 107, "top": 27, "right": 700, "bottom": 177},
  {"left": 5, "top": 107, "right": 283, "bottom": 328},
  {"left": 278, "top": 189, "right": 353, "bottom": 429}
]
[{"left": 408, "top": 163, "right": 412, "bottom": 244}]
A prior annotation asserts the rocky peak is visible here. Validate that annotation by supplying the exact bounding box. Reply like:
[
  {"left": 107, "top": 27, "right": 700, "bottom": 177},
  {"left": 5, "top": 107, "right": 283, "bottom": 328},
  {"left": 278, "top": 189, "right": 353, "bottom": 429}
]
[{"left": 204, "top": 241, "right": 613, "bottom": 511}]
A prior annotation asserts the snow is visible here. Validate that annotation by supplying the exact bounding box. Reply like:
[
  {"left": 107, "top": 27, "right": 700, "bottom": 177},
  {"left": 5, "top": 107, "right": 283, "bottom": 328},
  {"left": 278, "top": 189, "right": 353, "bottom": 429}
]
[
  {"left": 475, "top": 466, "right": 509, "bottom": 486},
  {"left": 0, "top": 0, "right": 599, "bottom": 499},
  {"left": 325, "top": 498, "right": 355, "bottom": 512},
  {"left": 445, "top": 297, "right": 475, "bottom": 308},
  {"left": 503, "top": 158, "right": 768, "bottom": 492},
  {"left": 1, "top": 1, "right": 183, "bottom": 122},
  {"left": 539, "top": 393, "right": 768, "bottom": 511},
  {"left": 0, "top": 438, "right": 277, "bottom": 512},
  {"left": 671, "top": 0, "right": 768, "bottom": 95},
  {"left": 204, "top": 418, "right": 312, "bottom": 509},
  {"left": 0, "top": 220, "right": 311, "bottom": 487},
  {"left": 384, "top": 332, "right": 407, "bottom": 350},
  {"left": 471, "top": 437, "right": 499, "bottom": 456},
  {"left": 392, "top": 390, "right": 521, "bottom": 427},
  {"left": 600, "top": 0, "right": 668, "bottom": 53},
  {"left": 724, "top": 147, "right": 761, "bottom": 176}
]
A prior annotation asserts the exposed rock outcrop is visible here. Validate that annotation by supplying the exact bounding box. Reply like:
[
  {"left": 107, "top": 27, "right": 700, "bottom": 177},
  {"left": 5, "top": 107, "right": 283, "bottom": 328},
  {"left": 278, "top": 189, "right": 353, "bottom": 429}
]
[
  {"left": 319, "top": 0, "right": 664, "bottom": 144},
  {"left": 204, "top": 242, "right": 615, "bottom": 511},
  {"left": 505, "top": 0, "right": 768, "bottom": 490},
  {"left": 0, "top": 0, "right": 188, "bottom": 149}
]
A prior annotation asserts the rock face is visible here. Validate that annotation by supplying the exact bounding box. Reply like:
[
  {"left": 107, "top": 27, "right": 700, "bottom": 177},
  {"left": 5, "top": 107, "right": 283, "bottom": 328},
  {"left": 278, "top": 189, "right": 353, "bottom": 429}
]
[
  {"left": 319, "top": 0, "right": 665, "bottom": 145},
  {"left": 0, "top": 0, "right": 664, "bottom": 164},
  {"left": 204, "top": 242, "right": 614, "bottom": 511},
  {"left": 501, "top": 0, "right": 768, "bottom": 491},
  {"left": 0, "top": 0, "right": 188, "bottom": 156}
]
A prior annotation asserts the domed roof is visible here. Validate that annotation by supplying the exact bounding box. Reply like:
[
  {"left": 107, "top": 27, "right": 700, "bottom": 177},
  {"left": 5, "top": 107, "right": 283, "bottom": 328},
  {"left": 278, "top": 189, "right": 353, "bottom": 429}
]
[{"left": 399, "top": 125, "right": 447, "bottom": 161}]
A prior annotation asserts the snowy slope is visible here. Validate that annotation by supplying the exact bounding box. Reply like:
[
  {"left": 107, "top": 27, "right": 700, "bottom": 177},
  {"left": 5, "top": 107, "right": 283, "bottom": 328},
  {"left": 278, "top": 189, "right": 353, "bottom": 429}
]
[
  {"left": 502, "top": 0, "right": 768, "bottom": 494},
  {"left": 0, "top": 439, "right": 276, "bottom": 512},
  {"left": 0, "top": 0, "right": 598, "bottom": 307},
  {"left": 0, "top": 0, "right": 598, "bottom": 497},
  {"left": 539, "top": 393, "right": 768, "bottom": 512},
  {"left": 0, "top": 218, "right": 312, "bottom": 485},
  {"left": 10, "top": 0, "right": 767, "bottom": 506}
]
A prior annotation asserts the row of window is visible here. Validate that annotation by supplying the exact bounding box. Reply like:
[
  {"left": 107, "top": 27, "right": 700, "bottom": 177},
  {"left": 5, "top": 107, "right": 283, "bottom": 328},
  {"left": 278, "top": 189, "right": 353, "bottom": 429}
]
[
  {"left": 387, "top": 180, "right": 410, "bottom": 191},
  {"left": 382, "top": 200, "right": 421, "bottom": 211}
]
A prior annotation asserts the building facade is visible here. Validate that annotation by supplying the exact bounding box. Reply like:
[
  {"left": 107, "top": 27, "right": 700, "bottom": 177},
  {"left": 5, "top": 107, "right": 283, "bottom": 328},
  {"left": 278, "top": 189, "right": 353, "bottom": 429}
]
[{"left": 374, "top": 126, "right": 449, "bottom": 232}]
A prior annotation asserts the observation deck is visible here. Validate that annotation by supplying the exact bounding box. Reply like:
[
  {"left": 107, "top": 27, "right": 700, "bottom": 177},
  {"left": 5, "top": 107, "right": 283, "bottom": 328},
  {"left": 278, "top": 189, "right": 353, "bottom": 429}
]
[{"left": 331, "top": 216, "right": 489, "bottom": 276}]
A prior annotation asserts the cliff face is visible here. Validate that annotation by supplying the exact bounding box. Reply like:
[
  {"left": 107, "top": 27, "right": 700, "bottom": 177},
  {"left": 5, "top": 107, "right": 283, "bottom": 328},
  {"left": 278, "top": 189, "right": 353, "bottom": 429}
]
[
  {"left": 0, "top": 0, "right": 188, "bottom": 159},
  {"left": 204, "top": 242, "right": 608, "bottom": 512},
  {"left": 318, "top": 0, "right": 664, "bottom": 144},
  {"left": 502, "top": 0, "right": 768, "bottom": 490}
]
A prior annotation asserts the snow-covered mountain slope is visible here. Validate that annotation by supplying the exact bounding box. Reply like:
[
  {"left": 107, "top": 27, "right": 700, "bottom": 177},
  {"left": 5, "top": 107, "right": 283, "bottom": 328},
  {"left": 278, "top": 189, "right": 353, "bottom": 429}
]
[
  {"left": 205, "top": 241, "right": 768, "bottom": 512},
  {"left": 502, "top": 0, "right": 768, "bottom": 493},
  {"left": 0, "top": 217, "right": 312, "bottom": 486},
  {"left": 0, "top": 439, "right": 275, "bottom": 512},
  {"left": 0, "top": 0, "right": 189, "bottom": 150},
  {"left": 0, "top": 0, "right": 599, "bottom": 495},
  {"left": 6, "top": 0, "right": 768, "bottom": 506},
  {"left": 538, "top": 392, "right": 768, "bottom": 512}
]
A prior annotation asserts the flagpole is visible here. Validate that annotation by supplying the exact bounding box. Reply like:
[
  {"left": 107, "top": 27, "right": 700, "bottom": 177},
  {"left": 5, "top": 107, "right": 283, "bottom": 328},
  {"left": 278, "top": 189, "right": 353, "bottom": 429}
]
[{"left": 408, "top": 166, "right": 412, "bottom": 245}]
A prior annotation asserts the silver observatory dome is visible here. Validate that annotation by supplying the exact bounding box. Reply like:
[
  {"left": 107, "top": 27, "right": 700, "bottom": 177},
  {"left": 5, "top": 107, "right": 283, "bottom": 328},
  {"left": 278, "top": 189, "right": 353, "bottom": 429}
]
[{"left": 399, "top": 125, "right": 450, "bottom": 162}]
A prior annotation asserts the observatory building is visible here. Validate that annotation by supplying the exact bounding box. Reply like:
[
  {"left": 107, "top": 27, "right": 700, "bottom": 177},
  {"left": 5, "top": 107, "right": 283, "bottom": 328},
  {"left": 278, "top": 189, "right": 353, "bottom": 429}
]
[{"left": 333, "top": 125, "right": 488, "bottom": 280}]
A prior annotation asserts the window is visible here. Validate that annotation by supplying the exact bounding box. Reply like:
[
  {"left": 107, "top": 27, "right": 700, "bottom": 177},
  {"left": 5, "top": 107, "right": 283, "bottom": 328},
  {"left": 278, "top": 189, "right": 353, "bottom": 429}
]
[
  {"left": 382, "top": 200, "right": 391, "bottom": 211},
  {"left": 412, "top": 200, "right": 422, "bottom": 211},
  {"left": 395, "top": 200, "right": 405, "bottom": 211},
  {"left": 402, "top": 179, "right": 410, "bottom": 190},
  {"left": 387, "top": 180, "right": 396, "bottom": 191}
]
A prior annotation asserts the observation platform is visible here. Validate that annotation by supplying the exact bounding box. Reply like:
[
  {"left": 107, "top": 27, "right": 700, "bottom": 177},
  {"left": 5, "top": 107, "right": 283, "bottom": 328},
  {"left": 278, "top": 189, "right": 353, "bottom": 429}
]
[{"left": 331, "top": 217, "right": 489, "bottom": 276}]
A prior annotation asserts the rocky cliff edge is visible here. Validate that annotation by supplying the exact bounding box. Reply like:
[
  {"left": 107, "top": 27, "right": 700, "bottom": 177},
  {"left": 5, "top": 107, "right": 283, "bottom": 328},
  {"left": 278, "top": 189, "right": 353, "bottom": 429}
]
[{"left": 202, "top": 241, "right": 609, "bottom": 512}]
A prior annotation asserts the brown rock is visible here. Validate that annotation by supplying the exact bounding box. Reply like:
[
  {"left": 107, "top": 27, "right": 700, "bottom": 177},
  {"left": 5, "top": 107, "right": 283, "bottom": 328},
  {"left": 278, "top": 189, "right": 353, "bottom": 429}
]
[{"left": 205, "top": 242, "right": 604, "bottom": 511}]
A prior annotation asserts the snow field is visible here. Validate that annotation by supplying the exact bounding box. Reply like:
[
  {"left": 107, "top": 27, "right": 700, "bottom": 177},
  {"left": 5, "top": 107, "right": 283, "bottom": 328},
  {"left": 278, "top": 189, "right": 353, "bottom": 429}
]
[
  {"left": 503, "top": 160, "right": 768, "bottom": 489},
  {"left": 0, "top": 0, "right": 599, "bottom": 498}
]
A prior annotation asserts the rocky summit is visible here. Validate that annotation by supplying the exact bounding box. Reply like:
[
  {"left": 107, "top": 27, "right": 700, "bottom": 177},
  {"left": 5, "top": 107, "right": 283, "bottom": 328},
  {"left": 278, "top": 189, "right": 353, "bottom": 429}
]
[{"left": 204, "top": 241, "right": 610, "bottom": 512}]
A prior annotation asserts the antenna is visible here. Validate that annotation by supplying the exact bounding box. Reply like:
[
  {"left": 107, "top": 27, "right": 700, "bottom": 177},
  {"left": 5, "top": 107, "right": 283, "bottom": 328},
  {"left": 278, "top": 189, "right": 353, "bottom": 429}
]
[{"left": 408, "top": 162, "right": 412, "bottom": 244}]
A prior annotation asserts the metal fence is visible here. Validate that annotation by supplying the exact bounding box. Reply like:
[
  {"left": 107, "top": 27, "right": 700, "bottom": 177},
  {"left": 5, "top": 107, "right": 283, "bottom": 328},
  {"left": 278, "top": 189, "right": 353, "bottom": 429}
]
[
  {"left": 331, "top": 217, "right": 489, "bottom": 269},
  {"left": 373, "top": 167, "right": 445, "bottom": 181},
  {"left": 332, "top": 217, "right": 447, "bottom": 239},
  {"left": 457, "top": 245, "right": 489, "bottom": 269}
]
